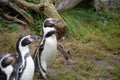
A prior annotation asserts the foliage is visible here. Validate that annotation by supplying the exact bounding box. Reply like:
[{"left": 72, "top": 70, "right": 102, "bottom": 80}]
[
  {"left": 112, "top": 65, "right": 120, "bottom": 80},
  {"left": 0, "top": 20, "right": 8, "bottom": 31},
  {"left": 61, "top": 8, "right": 120, "bottom": 51},
  {"left": 0, "top": 5, "right": 120, "bottom": 80},
  {"left": 25, "top": 0, "right": 40, "bottom": 3},
  {"left": 32, "top": 12, "right": 45, "bottom": 35},
  {"left": 32, "top": 8, "right": 120, "bottom": 79},
  {"left": 9, "top": 24, "right": 18, "bottom": 32},
  {"left": 0, "top": 20, "right": 18, "bottom": 32}
]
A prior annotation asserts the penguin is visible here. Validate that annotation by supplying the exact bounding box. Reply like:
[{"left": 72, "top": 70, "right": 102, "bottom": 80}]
[
  {"left": 0, "top": 53, "right": 16, "bottom": 80},
  {"left": 34, "top": 18, "right": 58, "bottom": 80},
  {"left": 14, "top": 34, "right": 39, "bottom": 80}
]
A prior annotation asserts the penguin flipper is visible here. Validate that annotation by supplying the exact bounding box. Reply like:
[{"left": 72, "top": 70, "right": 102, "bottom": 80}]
[
  {"left": 0, "top": 69, "right": 6, "bottom": 80},
  {"left": 13, "top": 53, "right": 22, "bottom": 80},
  {"left": 33, "top": 47, "right": 40, "bottom": 72}
]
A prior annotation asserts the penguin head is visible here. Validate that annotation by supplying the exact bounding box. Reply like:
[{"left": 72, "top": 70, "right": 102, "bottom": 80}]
[
  {"left": 0, "top": 54, "right": 16, "bottom": 68},
  {"left": 43, "top": 18, "right": 58, "bottom": 36},
  {"left": 43, "top": 18, "right": 58, "bottom": 28},
  {"left": 17, "top": 34, "right": 39, "bottom": 47},
  {"left": 0, "top": 53, "right": 16, "bottom": 80},
  {"left": 16, "top": 34, "right": 39, "bottom": 52}
]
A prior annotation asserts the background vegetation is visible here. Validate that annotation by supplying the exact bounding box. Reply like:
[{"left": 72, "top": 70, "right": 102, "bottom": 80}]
[
  {"left": 0, "top": 5, "right": 120, "bottom": 80},
  {"left": 33, "top": 7, "right": 120, "bottom": 80}
]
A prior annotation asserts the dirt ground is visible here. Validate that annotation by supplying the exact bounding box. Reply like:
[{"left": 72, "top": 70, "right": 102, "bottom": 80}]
[{"left": 0, "top": 25, "right": 120, "bottom": 80}]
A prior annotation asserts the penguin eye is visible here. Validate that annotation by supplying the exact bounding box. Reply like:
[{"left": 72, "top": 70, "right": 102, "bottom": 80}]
[
  {"left": 21, "top": 38, "right": 31, "bottom": 46},
  {"left": 44, "top": 20, "right": 54, "bottom": 27}
]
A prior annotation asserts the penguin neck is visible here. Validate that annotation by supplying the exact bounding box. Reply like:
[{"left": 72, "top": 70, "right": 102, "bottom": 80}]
[
  {"left": 18, "top": 45, "right": 30, "bottom": 61},
  {"left": 2, "top": 65, "right": 13, "bottom": 80},
  {"left": 43, "top": 27, "right": 55, "bottom": 36}
]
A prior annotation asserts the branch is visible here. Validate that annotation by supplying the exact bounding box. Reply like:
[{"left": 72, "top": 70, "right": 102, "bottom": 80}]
[
  {"left": 15, "top": 0, "right": 67, "bottom": 39},
  {"left": 15, "top": 0, "right": 44, "bottom": 12},
  {"left": 57, "top": 43, "right": 69, "bottom": 60},
  {"left": 0, "top": 10, "right": 27, "bottom": 25},
  {"left": 0, "top": 0, "right": 34, "bottom": 26},
  {"left": 9, "top": 1, "right": 34, "bottom": 26},
  {"left": 0, "top": 0, "right": 67, "bottom": 39}
]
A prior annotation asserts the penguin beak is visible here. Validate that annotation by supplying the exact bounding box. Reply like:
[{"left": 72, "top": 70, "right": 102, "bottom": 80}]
[
  {"left": 29, "top": 35, "right": 39, "bottom": 42},
  {"left": 53, "top": 19, "right": 59, "bottom": 24},
  {"left": 31, "top": 35, "right": 39, "bottom": 40}
]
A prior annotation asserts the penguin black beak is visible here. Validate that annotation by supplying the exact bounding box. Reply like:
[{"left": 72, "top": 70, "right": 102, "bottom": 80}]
[
  {"left": 53, "top": 19, "right": 59, "bottom": 24},
  {"left": 28, "top": 35, "right": 39, "bottom": 42},
  {"left": 31, "top": 35, "right": 40, "bottom": 40}
]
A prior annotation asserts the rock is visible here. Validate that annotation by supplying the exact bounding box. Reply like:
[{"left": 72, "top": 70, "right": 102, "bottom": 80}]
[{"left": 55, "top": 0, "right": 82, "bottom": 12}]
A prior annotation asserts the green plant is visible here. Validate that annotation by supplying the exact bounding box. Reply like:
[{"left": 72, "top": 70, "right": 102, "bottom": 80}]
[
  {"left": 9, "top": 24, "right": 18, "bottom": 32},
  {"left": 61, "top": 8, "right": 120, "bottom": 50},
  {"left": 112, "top": 65, "right": 120, "bottom": 80},
  {"left": 0, "top": 20, "right": 8, "bottom": 31},
  {"left": 0, "top": 20, "right": 19, "bottom": 32},
  {"left": 29, "top": 12, "right": 46, "bottom": 35},
  {"left": 26, "top": 0, "right": 33, "bottom": 2}
]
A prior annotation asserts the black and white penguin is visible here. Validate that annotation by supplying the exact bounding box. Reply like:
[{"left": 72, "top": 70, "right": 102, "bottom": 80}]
[
  {"left": 14, "top": 34, "right": 39, "bottom": 80},
  {"left": 0, "top": 53, "right": 16, "bottom": 80},
  {"left": 34, "top": 18, "right": 58, "bottom": 80}
]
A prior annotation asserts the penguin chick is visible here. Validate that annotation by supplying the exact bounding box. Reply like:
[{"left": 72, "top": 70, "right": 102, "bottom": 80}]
[
  {"left": 0, "top": 53, "right": 16, "bottom": 80},
  {"left": 14, "top": 34, "right": 39, "bottom": 80},
  {"left": 35, "top": 18, "right": 58, "bottom": 80}
]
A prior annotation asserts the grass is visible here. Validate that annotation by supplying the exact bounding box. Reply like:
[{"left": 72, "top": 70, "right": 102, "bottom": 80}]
[
  {"left": 0, "top": 6, "right": 120, "bottom": 80},
  {"left": 46, "top": 8, "right": 120, "bottom": 80},
  {"left": 0, "top": 32, "right": 19, "bottom": 53},
  {"left": 111, "top": 65, "right": 120, "bottom": 80},
  {"left": 61, "top": 8, "right": 120, "bottom": 51},
  {"left": 0, "top": 20, "right": 8, "bottom": 31},
  {"left": 0, "top": 20, "right": 18, "bottom": 32}
]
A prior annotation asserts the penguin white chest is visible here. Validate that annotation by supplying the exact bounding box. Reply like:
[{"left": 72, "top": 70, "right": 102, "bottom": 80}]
[
  {"left": 2, "top": 65, "right": 13, "bottom": 80},
  {"left": 41, "top": 35, "right": 57, "bottom": 66},
  {"left": 20, "top": 56, "right": 35, "bottom": 80}
]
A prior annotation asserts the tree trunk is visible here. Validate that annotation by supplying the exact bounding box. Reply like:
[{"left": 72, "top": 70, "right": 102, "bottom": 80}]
[
  {"left": 0, "top": 0, "right": 67, "bottom": 39},
  {"left": 43, "top": 0, "right": 67, "bottom": 39},
  {"left": 55, "top": 0, "right": 82, "bottom": 12}
]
